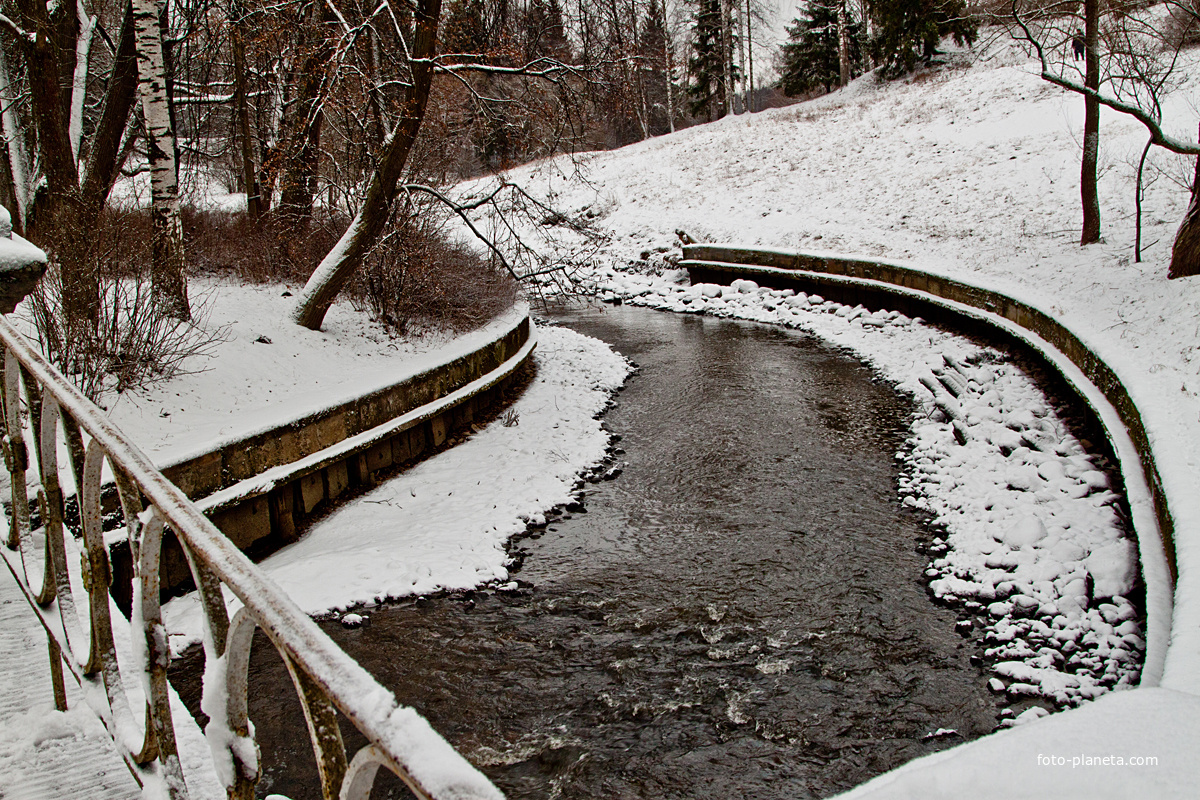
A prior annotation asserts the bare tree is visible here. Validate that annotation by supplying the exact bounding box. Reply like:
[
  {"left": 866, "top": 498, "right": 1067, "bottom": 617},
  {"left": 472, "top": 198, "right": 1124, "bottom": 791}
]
[
  {"left": 0, "top": 0, "right": 141, "bottom": 328},
  {"left": 1012, "top": 1, "right": 1200, "bottom": 277},
  {"left": 1080, "top": 0, "right": 1100, "bottom": 244}
]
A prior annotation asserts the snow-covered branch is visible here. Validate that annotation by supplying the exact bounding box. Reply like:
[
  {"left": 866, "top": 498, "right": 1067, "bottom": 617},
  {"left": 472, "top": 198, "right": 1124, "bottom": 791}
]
[
  {"left": 1012, "top": 2, "right": 1200, "bottom": 156},
  {"left": 0, "top": 13, "right": 34, "bottom": 44}
]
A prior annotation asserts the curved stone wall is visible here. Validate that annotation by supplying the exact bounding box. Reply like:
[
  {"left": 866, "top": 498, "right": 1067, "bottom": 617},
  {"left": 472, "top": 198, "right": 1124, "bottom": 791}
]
[
  {"left": 681, "top": 244, "right": 1176, "bottom": 685},
  {"left": 128, "top": 310, "right": 536, "bottom": 598}
]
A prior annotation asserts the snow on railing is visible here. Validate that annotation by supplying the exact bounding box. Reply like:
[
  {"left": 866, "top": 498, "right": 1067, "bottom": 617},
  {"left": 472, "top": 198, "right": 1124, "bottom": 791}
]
[{"left": 0, "top": 312, "right": 503, "bottom": 800}]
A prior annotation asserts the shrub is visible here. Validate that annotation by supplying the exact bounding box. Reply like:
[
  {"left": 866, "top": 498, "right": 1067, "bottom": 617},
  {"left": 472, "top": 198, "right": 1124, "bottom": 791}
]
[
  {"left": 345, "top": 204, "right": 518, "bottom": 335},
  {"left": 23, "top": 209, "right": 223, "bottom": 403}
]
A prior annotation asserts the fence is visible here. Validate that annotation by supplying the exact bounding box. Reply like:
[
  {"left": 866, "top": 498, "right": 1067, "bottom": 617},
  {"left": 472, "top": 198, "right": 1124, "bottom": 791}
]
[{"left": 0, "top": 310, "right": 503, "bottom": 799}]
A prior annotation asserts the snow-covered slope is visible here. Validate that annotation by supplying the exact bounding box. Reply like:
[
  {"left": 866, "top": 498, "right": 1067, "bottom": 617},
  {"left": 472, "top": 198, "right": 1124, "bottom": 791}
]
[{"left": 489, "top": 31, "right": 1200, "bottom": 795}]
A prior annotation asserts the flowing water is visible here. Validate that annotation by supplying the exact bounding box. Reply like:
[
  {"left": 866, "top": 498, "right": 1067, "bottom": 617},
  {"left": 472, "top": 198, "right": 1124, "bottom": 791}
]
[{"left": 175, "top": 305, "right": 999, "bottom": 799}]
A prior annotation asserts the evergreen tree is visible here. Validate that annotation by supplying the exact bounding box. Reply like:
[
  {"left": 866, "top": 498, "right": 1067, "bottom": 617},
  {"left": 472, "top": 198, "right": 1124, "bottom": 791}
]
[
  {"left": 688, "top": 0, "right": 738, "bottom": 120},
  {"left": 639, "top": 0, "right": 673, "bottom": 134},
  {"left": 443, "top": 0, "right": 491, "bottom": 54},
  {"left": 867, "top": 0, "right": 976, "bottom": 77},
  {"left": 521, "top": 0, "right": 572, "bottom": 63},
  {"left": 779, "top": 1, "right": 864, "bottom": 97}
]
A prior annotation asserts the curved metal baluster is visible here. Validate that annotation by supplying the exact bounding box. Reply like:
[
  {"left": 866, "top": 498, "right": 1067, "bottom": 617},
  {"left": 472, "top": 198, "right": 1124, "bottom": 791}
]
[
  {"left": 79, "top": 439, "right": 115, "bottom": 675},
  {"left": 97, "top": 467, "right": 157, "bottom": 765},
  {"left": 219, "top": 608, "right": 262, "bottom": 799},
  {"left": 340, "top": 746, "right": 389, "bottom": 800},
  {"left": 282, "top": 650, "right": 349, "bottom": 799},
  {"left": 1, "top": 348, "right": 30, "bottom": 552},
  {"left": 137, "top": 509, "right": 189, "bottom": 797},
  {"left": 34, "top": 395, "right": 70, "bottom": 611},
  {"left": 180, "top": 540, "right": 259, "bottom": 799}
]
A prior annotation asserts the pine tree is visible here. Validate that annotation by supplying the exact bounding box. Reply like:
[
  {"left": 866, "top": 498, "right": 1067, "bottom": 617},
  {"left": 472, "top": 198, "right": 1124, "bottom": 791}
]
[
  {"left": 779, "top": 1, "right": 864, "bottom": 97},
  {"left": 443, "top": 0, "right": 491, "bottom": 54},
  {"left": 522, "top": 0, "right": 572, "bottom": 63},
  {"left": 866, "top": 0, "right": 976, "bottom": 77}
]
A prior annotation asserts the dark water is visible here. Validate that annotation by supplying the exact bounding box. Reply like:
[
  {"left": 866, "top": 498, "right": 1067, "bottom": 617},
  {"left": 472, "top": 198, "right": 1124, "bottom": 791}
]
[{"left": 175, "top": 305, "right": 998, "bottom": 799}]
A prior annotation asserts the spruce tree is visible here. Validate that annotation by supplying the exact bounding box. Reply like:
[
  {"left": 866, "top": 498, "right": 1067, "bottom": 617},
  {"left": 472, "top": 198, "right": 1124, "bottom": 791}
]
[
  {"left": 779, "top": 2, "right": 864, "bottom": 97},
  {"left": 688, "top": 0, "right": 738, "bottom": 120},
  {"left": 640, "top": 0, "right": 673, "bottom": 134},
  {"left": 867, "top": 0, "right": 977, "bottom": 77}
]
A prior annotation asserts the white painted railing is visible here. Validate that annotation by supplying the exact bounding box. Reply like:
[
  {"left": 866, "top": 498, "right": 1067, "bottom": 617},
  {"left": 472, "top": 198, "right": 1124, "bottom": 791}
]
[{"left": 0, "top": 313, "right": 503, "bottom": 800}]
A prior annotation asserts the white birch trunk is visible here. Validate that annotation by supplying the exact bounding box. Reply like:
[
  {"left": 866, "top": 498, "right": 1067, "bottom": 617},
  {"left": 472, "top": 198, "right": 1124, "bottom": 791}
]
[
  {"left": 0, "top": 47, "right": 30, "bottom": 227},
  {"left": 132, "top": 0, "right": 190, "bottom": 319},
  {"left": 663, "top": 0, "right": 675, "bottom": 133},
  {"left": 718, "top": 0, "right": 735, "bottom": 115},
  {"left": 71, "top": 0, "right": 97, "bottom": 166}
]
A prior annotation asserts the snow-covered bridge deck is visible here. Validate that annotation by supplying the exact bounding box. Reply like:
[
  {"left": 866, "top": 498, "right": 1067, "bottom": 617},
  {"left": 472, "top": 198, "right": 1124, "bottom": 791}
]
[{"left": 0, "top": 569, "right": 138, "bottom": 799}]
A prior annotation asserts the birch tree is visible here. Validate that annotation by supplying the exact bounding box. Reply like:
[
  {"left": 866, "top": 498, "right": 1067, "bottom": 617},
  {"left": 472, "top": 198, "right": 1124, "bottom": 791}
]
[{"left": 132, "top": 0, "right": 189, "bottom": 319}]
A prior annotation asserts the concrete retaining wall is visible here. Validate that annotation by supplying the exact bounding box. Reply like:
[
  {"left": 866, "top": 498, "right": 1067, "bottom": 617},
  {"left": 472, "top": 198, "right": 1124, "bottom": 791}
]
[
  {"left": 681, "top": 244, "right": 1177, "bottom": 596},
  {"left": 118, "top": 311, "right": 535, "bottom": 600}
]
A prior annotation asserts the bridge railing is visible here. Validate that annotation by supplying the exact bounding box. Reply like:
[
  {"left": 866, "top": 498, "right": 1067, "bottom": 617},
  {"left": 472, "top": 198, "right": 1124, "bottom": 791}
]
[{"left": 0, "top": 311, "right": 502, "bottom": 800}]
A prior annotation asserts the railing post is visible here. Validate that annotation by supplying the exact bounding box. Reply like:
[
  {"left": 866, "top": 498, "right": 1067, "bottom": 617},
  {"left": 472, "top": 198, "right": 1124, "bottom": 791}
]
[
  {"left": 47, "top": 633, "right": 67, "bottom": 711},
  {"left": 0, "top": 204, "right": 46, "bottom": 314}
]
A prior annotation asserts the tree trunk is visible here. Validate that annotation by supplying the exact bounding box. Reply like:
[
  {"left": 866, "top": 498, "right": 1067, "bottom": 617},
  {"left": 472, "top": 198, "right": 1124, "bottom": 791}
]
[
  {"left": 735, "top": 0, "right": 746, "bottom": 108},
  {"left": 19, "top": 0, "right": 96, "bottom": 328},
  {"left": 745, "top": 0, "right": 753, "bottom": 113},
  {"left": 80, "top": 3, "right": 139, "bottom": 215},
  {"left": 837, "top": 1, "right": 850, "bottom": 88},
  {"left": 291, "top": 0, "right": 443, "bottom": 330},
  {"left": 275, "top": 2, "right": 333, "bottom": 231},
  {"left": 132, "top": 0, "right": 190, "bottom": 320},
  {"left": 230, "top": 0, "right": 262, "bottom": 221},
  {"left": 663, "top": 0, "right": 675, "bottom": 132},
  {"left": 1168, "top": 131, "right": 1200, "bottom": 279},
  {"left": 0, "top": 46, "right": 31, "bottom": 230},
  {"left": 70, "top": 1, "right": 97, "bottom": 164},
  {"left": 718, "top": 0, "right": 734, "bottom": 115},
  {"left": 1080, "top": 0, "right": 1101, "bottom": 245}
]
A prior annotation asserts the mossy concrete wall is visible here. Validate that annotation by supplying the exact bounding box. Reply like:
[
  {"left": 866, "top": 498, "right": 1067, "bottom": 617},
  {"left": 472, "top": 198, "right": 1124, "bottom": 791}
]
[
  {"left": 117, "top": 313, "right": 534, "bottom": 600},
  {"left": 681, "top": 245, "right": 1176, "bottom": 589}
]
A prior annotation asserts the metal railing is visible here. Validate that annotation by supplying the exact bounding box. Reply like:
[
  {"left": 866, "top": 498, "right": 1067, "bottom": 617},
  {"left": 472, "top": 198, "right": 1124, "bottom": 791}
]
[{"left": 0, "top": 313, "right": 503, "bottom": 800}]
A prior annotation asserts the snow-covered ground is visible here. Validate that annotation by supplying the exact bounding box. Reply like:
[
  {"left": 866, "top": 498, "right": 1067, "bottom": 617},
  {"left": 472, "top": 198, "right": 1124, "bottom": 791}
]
[
  {"left": 161, "top": 324, "right": 630, "bottom": 650},
  {"left": 4, "top": 24, "right": 1199, "bottom": 799},
  {"left": 480, "top": 29, "right": 1200, "bottom": 796},
  {"left": 93, "top": 283, "right": 531, "bottom": 468}
]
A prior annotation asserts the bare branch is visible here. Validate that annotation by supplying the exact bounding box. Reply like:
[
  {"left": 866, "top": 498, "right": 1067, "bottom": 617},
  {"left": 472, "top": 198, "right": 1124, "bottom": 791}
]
[
  {"left": 1011, "top": 1, "right": 1200, "bottom": 156},
  {"left": 0, "top": 13, "right": 34, "bottom": 43}
]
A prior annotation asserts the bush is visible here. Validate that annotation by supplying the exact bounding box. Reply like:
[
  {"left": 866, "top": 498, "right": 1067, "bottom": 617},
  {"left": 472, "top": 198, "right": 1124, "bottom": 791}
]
[
  {"left": 183, "top": 203, "right": 517, "bottom": 335},
  {"left": 23, "top": 209, "right": 223, "bottom": 403},
  {"left": 346, "top": 206, "right": 518, "bottom": 335}
]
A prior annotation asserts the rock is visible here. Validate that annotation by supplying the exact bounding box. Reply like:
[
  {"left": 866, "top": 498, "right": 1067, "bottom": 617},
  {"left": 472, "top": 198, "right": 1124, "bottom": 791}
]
[
  {"left": 1085, "top": 539, "right": 1138, "bottom": 599},
  {"left": 1002, "top": 516, "right": 1048, "bottom": 548}
]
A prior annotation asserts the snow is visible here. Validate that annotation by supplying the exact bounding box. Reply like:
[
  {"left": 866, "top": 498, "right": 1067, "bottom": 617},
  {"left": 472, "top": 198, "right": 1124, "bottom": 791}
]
[
  {"left": 0, "top": 203, "right": 46, "bottom": 273},
  {"left": 4, "top": 21, "right": 1200, "bottom": 799},
  {"left": 473, "top": 28, "right": 1200, "bottom": 794},
  {"left": 89, "top": 284, "right": 529, "bottom": 469},
  {"left": 161, "top": 324, "right": 630, "bottom": 649}
]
